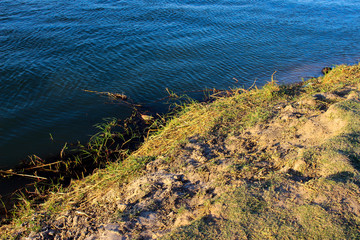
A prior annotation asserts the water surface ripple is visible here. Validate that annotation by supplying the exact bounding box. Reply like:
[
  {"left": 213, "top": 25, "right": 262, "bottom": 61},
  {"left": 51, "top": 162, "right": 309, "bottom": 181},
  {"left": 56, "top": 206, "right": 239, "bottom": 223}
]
[{"left": 1, "top": 0, "right": 360, "bottom": 167}]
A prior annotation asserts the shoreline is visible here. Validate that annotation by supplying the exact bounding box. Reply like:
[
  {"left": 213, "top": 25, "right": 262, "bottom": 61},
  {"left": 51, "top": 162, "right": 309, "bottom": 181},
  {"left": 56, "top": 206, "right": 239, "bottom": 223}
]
[
  {"left": 2, "top": 63, "right": 360, "bottom": 239},
  {"left": 0, "top": 87, "right": 233, "bottom": 221},
  {"left": 0, "top": 111, "right": 151, "bottom": 221}
]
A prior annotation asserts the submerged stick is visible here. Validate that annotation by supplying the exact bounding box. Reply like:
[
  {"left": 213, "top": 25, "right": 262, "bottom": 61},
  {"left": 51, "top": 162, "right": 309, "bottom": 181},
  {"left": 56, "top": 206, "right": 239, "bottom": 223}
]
[
  {"left": 0, "top": 170, "right": 47, "bottom": 180},
  {"left": 83, "top": 89, "right": 143, "bottom": 108},
  {"left": 24, "top": 161, "right": 62, "bottom": 171},
  {"left": 83, "top": 89, "right": 128, "bottom": 100}
]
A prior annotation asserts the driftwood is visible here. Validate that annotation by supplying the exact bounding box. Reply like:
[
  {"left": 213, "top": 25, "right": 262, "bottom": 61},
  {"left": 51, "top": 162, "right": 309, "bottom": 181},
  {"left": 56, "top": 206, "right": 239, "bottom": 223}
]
[
  {"left": 83, "top": 89, "right": 143, "bottom": 108},
  {"left": 83, "top": 89, "right": 128, "bottom": 100}
]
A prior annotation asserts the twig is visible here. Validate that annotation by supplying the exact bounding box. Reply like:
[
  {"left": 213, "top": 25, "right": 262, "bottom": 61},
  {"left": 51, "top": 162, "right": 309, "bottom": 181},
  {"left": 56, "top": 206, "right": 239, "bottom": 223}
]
[
  {"left": 83, "top": 89, "right": 128, "bottom": 100},
  {"left": 0, "top": 170, "right": 47, "bottom": 180},
  {"left": 24, "top": 161, "right": 62, "bottom": 170}
]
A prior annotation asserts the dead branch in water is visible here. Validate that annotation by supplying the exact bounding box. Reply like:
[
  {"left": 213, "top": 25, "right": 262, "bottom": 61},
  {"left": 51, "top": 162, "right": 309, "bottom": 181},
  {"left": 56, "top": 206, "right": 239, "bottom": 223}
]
[
  {"left": 83, "top": 89, "right": 142, "bottom": 108},
  {"left": 83, "top": 89, "right": 128, "bottom": 100},
  {"left": 23, "top": 161, "right": 62, "bottom": 171},
  {"left": 0, "top": 170, "right": 47, "bottom": 180}
]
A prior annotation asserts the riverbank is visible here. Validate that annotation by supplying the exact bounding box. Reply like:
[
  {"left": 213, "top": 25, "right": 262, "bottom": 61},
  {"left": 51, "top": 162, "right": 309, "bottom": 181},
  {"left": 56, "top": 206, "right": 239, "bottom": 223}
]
[
  {"left": 0, "top": 109, "right": 154, "bottom": 222},
  {"left": 2, "top": 63, "right": 360, "bottom": 239}
]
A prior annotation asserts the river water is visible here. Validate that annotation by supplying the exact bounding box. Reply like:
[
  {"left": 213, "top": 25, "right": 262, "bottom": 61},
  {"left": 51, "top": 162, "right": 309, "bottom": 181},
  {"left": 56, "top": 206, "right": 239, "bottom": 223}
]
[{"left": 1, "top": 0, "right": 359, "bottom": 168}]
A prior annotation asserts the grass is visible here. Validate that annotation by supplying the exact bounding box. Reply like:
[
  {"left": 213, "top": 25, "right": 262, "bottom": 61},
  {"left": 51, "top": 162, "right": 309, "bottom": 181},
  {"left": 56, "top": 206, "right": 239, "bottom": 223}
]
[{"left": 2, "top": 63, "right": 360, "bottom": 239}]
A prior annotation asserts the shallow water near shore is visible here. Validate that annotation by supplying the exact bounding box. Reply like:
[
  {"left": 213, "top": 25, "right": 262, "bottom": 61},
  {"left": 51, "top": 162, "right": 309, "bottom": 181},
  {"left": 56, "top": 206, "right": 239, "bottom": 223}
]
[{"left": 1, "top": 0, "right": 360, "bottom": 168}]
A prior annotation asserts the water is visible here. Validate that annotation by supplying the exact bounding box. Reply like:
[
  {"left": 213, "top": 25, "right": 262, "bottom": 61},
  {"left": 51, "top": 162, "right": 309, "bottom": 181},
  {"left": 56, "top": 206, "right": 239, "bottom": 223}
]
[{"left": 1, "top": 0, "right": 359, "bottom": 168}]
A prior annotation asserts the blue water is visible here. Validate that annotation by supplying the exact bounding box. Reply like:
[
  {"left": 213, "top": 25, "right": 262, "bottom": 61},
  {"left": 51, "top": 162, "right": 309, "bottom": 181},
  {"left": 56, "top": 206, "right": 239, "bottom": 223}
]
[{"left": 1, "top": 0, "right": 360, "bottom": 168}]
